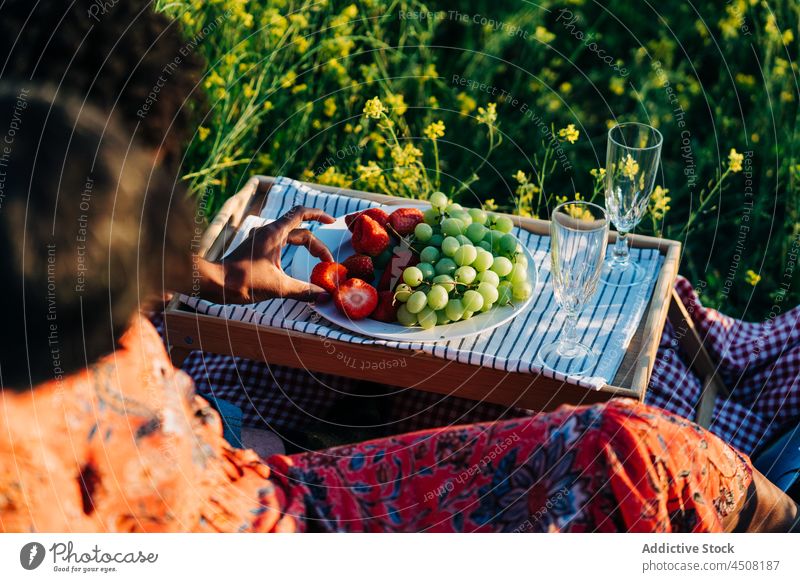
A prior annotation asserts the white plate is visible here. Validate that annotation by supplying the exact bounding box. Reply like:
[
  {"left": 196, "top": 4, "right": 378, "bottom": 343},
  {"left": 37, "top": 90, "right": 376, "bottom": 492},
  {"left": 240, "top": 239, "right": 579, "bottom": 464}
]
[{"left": 291, "top": 205, "right": 539, "bottom": 343}]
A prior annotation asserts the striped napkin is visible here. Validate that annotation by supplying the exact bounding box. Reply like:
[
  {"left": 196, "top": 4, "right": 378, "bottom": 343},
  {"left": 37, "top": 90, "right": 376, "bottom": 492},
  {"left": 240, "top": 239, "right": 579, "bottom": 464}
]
[{"left": 181, "top": 177, "right": 663, "bottom": 390}]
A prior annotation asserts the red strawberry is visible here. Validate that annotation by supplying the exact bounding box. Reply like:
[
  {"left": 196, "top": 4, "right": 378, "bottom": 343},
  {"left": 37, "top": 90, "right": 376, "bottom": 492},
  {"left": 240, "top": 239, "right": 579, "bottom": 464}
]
[
  {"left": 370, "top": 290, "right": 398, "bottom": 323},
  {"left": 351, "top": 214, "right": 390, "bottom": 257},
  {"left": 388, "top": 207, "right": 424, "bottom": 236},
  {"left": 342, "top": 254, "right": 375, "bottom": 281},
  {"left": 378, "top": 245, "right": 419, "bottom": 291},
  {"left": 310, "top": 261, "right": 348, "bottom": 294},
  {"left": 334, "top": 278, "right": 378, "bottom": 320},
  {"left": 345, "top": 207, "right": 390, "bottom": 231}
]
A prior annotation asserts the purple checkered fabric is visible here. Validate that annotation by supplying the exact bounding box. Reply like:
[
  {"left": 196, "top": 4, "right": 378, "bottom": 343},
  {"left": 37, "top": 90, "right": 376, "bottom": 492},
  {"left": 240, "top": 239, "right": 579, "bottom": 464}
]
[{"left": 154, "top": 277, "right": 800, "bottom": 456}]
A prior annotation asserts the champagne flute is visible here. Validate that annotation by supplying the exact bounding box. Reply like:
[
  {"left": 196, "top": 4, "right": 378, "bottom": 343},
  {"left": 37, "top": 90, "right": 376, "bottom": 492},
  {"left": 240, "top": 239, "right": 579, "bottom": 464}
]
[
  {"left": 602, "top": 122, "right": 663, "bottom": 286},
  {"left": 538, "top": 201, "right": 609, "bottom": 375}
]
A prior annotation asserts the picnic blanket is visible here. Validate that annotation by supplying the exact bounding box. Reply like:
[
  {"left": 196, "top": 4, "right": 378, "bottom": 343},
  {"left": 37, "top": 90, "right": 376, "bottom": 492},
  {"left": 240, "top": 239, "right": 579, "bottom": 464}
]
[{"left": 180, "top": 177, "right": 663, "bottom": 390}]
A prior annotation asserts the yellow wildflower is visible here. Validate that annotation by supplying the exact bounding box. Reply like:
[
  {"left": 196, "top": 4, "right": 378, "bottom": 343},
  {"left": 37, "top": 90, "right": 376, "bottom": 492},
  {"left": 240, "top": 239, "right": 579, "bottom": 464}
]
[
  {"left": 609, "top": 77, "right": 626, "bottom": 96},
  {"left": 783, "top": 29, "right": 794, "bottom": 44},
  {"left": 476, "top": 102, "right": 497, "bottom": 126},
  {"left": 263, "top": 101, "right": 274, "bottom": 112},
  {"left": 423, "top": 120, "right": 445, "bottom": 140},
  {"left": 291, "top": 83, "right": 307, "bottom": 94},
  {"left": 558, "top": 124, "right": 580, "bottom": 144},
  {"left": 385, "top": 94, "right": 407, "bottom": 116},
  {"left": 484, "top": 199, "right": 499, "bottom": 211},
  {"left": 323, "top": 97, "right": 337, "bottom": 118},
  {"left": 243, "top": 84, "right": 256, "bottom": 100},
  {"left": 590, "top": 168, "right": 606, "bottom": 179},
  {"left": 391, "top": 143, "right": 423, "bottom": 167},
  {"left": 728, "top": 148, "right": 744, "bottom": 172},
  {"left": 281, "top": 71, "right": 297, "bottom": 89},
  {"left": 205, "top": 70, "right": 225, "bottom": 89},
  {"left": 621, "top": 154, "right": 640, "bottom": 180},
  {"left": 198, "top": 126, "right": 211, "bottom": 142},
  {"left": 457, "top": 92, "right": 477, "bottom": 115},
  {"left": 514, "top": 170, "right": 528, "bottom": 184},
  {"left": 745, "top": 269, "right": 761, "bottom": 286},
  {"left": 363, "top": 96, "right": 385, "bottom": 119},
  {"left": 534, "top": 26, "right": 555, "bottom": 44},
  {"left": 649, "top": 186, "right": 671, "bottom": 220}
]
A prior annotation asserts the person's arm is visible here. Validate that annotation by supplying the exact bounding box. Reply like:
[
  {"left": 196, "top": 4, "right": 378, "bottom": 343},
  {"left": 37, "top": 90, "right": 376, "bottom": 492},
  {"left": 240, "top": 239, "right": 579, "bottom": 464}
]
[{"left": 172, "top": 205, "right": 335, "bottom": 304}]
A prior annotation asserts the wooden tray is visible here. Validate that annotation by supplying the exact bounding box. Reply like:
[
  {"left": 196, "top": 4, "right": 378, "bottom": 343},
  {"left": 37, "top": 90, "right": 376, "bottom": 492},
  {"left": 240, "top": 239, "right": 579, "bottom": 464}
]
[{"left": 163, "top": 176, "right": 681, "bottom": 413}]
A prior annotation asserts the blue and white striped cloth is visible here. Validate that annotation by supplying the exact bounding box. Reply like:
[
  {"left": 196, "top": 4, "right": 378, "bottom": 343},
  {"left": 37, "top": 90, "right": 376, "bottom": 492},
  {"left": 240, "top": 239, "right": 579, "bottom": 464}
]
[{"left": 181, "top": 177, "right": 663, "bottom": 390}]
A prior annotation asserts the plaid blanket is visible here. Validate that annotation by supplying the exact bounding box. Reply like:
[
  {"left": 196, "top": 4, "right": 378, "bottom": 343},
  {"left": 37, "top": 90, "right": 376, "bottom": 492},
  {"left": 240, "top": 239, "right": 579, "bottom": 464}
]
[{"left": 158, "top": 277, "right": 800, "bottom": 456}]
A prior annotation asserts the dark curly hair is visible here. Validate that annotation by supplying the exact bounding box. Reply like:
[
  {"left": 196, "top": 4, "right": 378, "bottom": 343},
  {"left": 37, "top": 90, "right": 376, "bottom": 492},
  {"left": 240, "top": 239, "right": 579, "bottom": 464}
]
[
  {"left": 0, "top": 84, "right": 193, "bottom": 389},
  {"left": 0, "top": 0, "right": 205, "bottom": 173}
]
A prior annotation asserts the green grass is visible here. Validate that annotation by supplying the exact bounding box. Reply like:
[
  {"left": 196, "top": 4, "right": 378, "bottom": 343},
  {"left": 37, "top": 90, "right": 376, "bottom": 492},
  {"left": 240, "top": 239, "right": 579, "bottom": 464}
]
[{"left": 160, "top": 0, "right": 799, "bottom": 320}]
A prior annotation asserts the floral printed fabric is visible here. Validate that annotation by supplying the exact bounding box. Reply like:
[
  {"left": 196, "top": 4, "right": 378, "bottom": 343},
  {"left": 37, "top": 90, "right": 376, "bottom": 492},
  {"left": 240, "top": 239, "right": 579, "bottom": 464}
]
[
  {"left": 273, "top": 399, "right": 752, "bottom": 532},
  {"left": 1, "top": 317, "right": 753, "bottom": 533}
]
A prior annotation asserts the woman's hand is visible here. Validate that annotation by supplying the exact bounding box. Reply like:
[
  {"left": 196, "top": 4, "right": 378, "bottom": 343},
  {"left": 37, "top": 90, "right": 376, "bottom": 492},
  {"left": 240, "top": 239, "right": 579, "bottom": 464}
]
[{"left": 217, "top": 205, "right": 335, "bottom": 303}]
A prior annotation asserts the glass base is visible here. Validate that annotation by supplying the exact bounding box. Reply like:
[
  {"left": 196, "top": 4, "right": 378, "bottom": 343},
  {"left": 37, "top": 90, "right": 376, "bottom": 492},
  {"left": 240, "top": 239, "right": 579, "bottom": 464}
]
[
  {"left": 537, "top": 340, "right": 598, "bottom": 376},
  {"left": 601, "top": 257, "right": 646, "bottom": 287}
]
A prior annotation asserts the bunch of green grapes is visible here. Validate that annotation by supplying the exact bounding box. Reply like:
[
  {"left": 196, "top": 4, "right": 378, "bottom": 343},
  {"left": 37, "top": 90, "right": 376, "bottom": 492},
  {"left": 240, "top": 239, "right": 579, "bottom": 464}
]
[{"left": 395, "top": 192, "right": 533, "bottom": 329}]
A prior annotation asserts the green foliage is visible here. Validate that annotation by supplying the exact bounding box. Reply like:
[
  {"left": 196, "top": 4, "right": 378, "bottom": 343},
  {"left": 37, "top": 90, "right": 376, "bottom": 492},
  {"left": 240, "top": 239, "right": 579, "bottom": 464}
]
[{"left": 160, "top": 0, "right": 799, "bottom": 319}]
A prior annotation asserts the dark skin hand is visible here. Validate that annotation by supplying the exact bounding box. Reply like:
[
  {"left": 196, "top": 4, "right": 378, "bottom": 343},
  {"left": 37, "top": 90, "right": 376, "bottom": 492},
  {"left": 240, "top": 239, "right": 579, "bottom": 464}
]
[{"left": 198, "top": 205, "right": 335, "bottom": 304}]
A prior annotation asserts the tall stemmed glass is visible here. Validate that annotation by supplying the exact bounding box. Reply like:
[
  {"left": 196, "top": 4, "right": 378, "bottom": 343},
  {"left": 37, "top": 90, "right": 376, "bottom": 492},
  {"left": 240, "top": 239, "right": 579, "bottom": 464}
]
[
  {"left": 602, "top": 122, "right": 663, "bottom": 286},
  {"left": 538, "top": 201, "right": 609, "bottom": 376}
]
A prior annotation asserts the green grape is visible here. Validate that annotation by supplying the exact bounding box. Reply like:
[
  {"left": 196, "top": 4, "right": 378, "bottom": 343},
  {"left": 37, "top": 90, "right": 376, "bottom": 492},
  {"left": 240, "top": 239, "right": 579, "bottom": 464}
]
[
  {"left": 494, "top": 215, "right": 514, "bottom": 233},
  {"left": 496, "top": 281, "right": 513, "bottom": 306},
  {"left": 423, "top": 208, "right": 439, "bottom": 226},
  {"left": 374, "top": 248, "right": 393, "bottom": 269},
  {"left": 512, "top": 280, "right": 533, "bottom": 300},
  {"left": 446, "top": 203, "right": 464, "bottom": 213},
  {"left": 468, "top": 208, "right": 488, "bottom": 225},
  {"left": 441, "top": 217, "right": 465, "bottom": 237},
  {"left": 403, "top": 266, "right": 424, "bottom": 287},
  {"left": 480, "top": 302, "right": 493, "bottom": 313},
  {"left": 417, "top": 306, "right": 437, "bottom": 329},
  {"left": 451, "top": 210, "right": 473, "bottom": 226},
  {"left": 453, "top": 244, "right": 478, "bottom": 266},
  {"left": 508, "top": 264, "right": 528, "bottom": 284},
  {"left": 434, "top": 257, "right": 458, "bottom": 276},
  {"left": 491, "top": 256, "right": 513, "bottom": 277},
  {"left": 513, "top": 252, "right": 528, "bottom": 268},
  {"left": 472, "top": 250, "right": 494, "bottom": 272},
  {"left": 465, "top": 222, "right": 488, "bottom": 244},
  {"left": 394, "top": 283, "right": 413, "bottom": 302},
  {"left": 407, "top": 291, "right": 428, "bottom": 314},
  {"left": 456, "top": 234, "right": 472, "bottom": 246},
  {"left": 499, "top": 233, "right": 518, "bottom": 254},
  {"left": 436, "top": 309, "right": 451, "bottom": 325},
  {"left": 445, "top": 298, "right": 465, "bottom": 321},
  {"left": 420, "top": 246, "right": 440, "bottom": 264},
  {"left": 462, "top": 310, "right": 475, "bottom": 320},
  {"left": 418, "top": 262, "right": 436, "bottom": 281},
  {"left": 454, "top": 265, "right": 477, "bottom": 285},
  {"left": 430, "top": 191, "right": 448, "bottom": 210},
  {"left": 483, "top": 230, "right": 503, "bottom": 246},
  {"left": 427, "top": 285, "right": 450, "bottom": 310},
  {"left": 432, "top": 274, "right": 456, "bottom": 293},
  {"left": 429, "top": 234, "right": 444, "bottom": 247},
  {"left": 441, "top": 236, "right": 460, "bottom": 257},
  {"left": 477, "top": 240, "right": 492, "bottom": 252},
  {"left": 397, "top": 304, "right": 417, "bottom": 326},
  {"left": 462, "top": 289, "right": 484, "bottom": 312},
  {"left": 414, "top": 223, "right": 433, "bottom": 242},
  {"left": 477, "top": 270, "right": 500, "bottom": 286},
  {"left": 477, "top": 282, "right": 499, "bottom": 305}
]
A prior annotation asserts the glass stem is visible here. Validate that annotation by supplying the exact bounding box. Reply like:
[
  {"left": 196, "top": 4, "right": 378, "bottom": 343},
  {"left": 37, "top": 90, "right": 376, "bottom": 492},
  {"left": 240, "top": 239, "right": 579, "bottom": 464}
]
[
  {"left": 612, "top": 231, "right": 630, "bottom": 266},
  {"left": 557, "top": 311, "right": 581, "bottom": 356}
]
